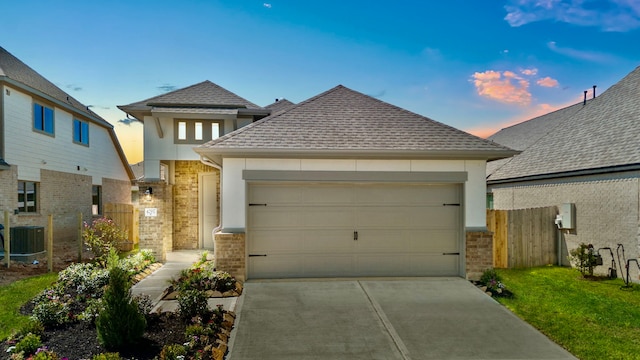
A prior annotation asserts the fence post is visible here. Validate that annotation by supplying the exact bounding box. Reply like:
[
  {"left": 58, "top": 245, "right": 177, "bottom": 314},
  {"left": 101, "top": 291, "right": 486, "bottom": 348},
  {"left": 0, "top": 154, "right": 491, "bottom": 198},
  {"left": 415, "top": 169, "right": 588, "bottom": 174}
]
[
  {"left": 4, "top": 210, "right": 9, "bottom": 268},
  {"left": 78, "top": 213, "right": 83, "bottom": 263},
  {"left": 48, "top": 214, "right": 53, "bottom": 273}
]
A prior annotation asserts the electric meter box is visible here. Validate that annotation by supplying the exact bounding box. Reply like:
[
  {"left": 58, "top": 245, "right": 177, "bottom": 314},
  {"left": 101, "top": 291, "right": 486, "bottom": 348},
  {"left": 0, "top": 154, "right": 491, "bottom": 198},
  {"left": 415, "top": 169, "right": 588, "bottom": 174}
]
[{"left": 560, "top": 203, "right": 576, "bottom": 229}]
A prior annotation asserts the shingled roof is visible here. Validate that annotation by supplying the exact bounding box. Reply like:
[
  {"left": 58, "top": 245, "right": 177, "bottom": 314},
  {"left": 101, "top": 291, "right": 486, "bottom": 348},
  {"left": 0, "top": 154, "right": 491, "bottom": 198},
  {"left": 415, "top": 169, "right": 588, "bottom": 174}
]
[
  {"left": 118, "top": 80, "right": 265, "bottom": 121},
  {"left": 196, "top": 85, "right": 517, "bottom": 160},
  {"left": 487, "top": 65, "right": 640, "bottom": 183},
  {"left": 264, "top": 98, "right": 296, "bottom": 113},
  {"left": 0, "top": 46, "right": 110, "bottom": 126}
]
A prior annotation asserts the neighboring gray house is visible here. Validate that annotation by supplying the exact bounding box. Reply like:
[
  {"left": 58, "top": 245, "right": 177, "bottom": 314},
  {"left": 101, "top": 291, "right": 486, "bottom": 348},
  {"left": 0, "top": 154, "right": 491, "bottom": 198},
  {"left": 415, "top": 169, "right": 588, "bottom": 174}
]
[
  {"left": 195, "top": 85, "right": 517, "bottom": 280},
  {"left": 487, "top": 65, "right": 640, "bottom": 279}
]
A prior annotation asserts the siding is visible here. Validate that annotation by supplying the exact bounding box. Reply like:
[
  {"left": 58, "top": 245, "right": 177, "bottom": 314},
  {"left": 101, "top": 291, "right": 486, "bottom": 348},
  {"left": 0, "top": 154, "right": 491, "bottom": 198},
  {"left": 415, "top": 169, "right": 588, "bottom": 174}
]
[{"left": 3, "top": 86, "right": 129, "bottom": 183}]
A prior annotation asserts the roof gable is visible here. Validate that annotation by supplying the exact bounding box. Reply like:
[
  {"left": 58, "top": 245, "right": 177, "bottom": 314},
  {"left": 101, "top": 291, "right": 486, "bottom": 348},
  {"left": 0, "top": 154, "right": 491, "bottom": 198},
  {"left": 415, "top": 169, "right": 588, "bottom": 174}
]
[
  {"left": 197, "top": 85, "right": 517, "bottom": 159},
  {"left": 119, "top": 80, "right": 262, "bottom": 111},
  {"left": 0, "top": 47, "right": 107, "bottom": 123},
  {"left": 488, "top": 65, "right": 640, "bottom": 182}
]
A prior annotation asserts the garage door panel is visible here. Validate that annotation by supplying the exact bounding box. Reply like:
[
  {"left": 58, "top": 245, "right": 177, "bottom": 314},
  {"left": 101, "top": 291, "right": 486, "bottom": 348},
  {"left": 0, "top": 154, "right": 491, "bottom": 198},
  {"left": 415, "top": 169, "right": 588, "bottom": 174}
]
[
  {"left": 302, "top": 185, "right": 355, "bottom": 204},
  {"left": 248, "top": 183, "right": 462, "bottom": 278},
  {"left": 409, "top": 230, "right": 460, "bottom": 252},
  {"left": 355, "top": 184, "right": 459, "bottom": 205},
  {"left": 250, "top": 229, "right": 353, "bottom": 253},
  {"left": 250, "top": 185, "right": 302, "bottom": 204}
]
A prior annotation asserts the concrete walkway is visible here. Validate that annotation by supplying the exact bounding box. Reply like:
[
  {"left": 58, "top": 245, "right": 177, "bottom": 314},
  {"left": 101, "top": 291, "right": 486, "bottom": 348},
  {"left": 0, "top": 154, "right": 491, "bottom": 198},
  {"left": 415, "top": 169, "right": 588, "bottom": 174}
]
[
  {"left": 130, "top": 250, "right": 238, "bottom": 313},
  {"left": 228, "top": 278, "right": 577, "bottom": 360}
]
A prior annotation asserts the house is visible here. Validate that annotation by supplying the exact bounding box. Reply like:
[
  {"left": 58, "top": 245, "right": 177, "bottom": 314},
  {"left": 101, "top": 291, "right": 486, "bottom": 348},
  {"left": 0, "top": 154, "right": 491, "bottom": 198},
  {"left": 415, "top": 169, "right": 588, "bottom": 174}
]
[
  {"left": 118, "top": 81, "right": 271, "bottom": 254},
  {"left": 194, "top": 85, "right": 517, "bottom": 280},
  {"left": 486, "top": 65, "right": 640, "bottom": 279},
  {"left": 0, "top": 46, "right": 134, "bottom": 243}
]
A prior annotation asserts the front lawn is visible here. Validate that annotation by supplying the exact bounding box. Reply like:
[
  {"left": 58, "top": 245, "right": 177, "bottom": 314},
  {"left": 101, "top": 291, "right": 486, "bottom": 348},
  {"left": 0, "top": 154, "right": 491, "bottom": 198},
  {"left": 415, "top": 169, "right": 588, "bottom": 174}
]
[
  {"left": 495, "top": 266, "right": 640, "bottom": 360},
  {"left": 0, "top": 272, "right": 58, "bottom": 340}
]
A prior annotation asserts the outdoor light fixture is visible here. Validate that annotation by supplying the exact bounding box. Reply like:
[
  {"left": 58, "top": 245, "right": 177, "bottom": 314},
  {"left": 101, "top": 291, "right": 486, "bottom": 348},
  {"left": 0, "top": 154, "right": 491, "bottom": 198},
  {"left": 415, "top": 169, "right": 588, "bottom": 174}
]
[{"left": 144, "top": 187, "right": 153, "bottom": 201}]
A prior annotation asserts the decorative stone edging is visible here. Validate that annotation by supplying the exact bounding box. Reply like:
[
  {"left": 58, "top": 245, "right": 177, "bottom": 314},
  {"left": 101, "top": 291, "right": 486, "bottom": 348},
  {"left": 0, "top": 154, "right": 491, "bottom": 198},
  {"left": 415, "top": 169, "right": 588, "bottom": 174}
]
[{"left": 131, "top": 262, "right": 164, "bottom": 284}]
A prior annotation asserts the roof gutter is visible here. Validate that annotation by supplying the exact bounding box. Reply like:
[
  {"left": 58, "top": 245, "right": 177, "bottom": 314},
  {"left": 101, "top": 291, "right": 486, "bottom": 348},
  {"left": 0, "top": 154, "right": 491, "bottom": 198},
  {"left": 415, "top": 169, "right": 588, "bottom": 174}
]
[
  {"left": 487, "top": 163, "right": 640, "bottom": 185},
  {"left": 194, "top": 147, "right": 520, "bottom": 161}
]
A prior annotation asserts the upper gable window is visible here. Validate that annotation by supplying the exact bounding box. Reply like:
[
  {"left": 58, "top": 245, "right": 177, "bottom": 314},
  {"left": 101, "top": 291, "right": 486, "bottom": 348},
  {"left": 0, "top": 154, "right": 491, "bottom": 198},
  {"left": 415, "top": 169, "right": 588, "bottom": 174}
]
[
  {"left": 34, "top": 103, "right": 54, "bottom": 135},
  {"left": 174, "top": 120, "right": 223, "bottom": 144},
  {"left": 73, "top": 119, "right": 90, "bottom": 146}
]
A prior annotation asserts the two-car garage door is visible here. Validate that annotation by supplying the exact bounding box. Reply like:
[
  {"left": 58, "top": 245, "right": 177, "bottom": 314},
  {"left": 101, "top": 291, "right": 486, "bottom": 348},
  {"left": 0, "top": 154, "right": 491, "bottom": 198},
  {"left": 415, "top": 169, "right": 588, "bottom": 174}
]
[{"left": 247, "top": 183, "right": 462, "bottom": 279}]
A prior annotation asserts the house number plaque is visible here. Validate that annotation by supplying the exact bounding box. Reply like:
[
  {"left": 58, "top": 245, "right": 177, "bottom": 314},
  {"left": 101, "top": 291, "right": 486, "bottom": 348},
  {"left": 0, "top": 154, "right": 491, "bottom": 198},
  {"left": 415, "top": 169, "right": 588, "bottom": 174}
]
[{"left": 144, "top": 208, "right": 158, "bottom": 217}]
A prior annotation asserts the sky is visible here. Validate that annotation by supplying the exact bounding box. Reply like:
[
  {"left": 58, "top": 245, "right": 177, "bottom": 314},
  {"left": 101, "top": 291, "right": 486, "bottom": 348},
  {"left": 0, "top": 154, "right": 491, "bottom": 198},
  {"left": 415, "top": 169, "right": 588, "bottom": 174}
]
[{"left": 2, "top": 0, "right": 640, "bottom": 164}]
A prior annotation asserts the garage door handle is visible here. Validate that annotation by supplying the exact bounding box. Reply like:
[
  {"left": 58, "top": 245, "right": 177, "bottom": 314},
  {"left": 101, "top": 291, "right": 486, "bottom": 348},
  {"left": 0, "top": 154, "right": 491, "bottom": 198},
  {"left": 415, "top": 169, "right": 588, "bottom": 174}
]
[
  {"left": 354, "top": 231, "right": 358, "bottom": 241},
  {"left": 443, "top": 252, "right": 460, "bottom": 255},
  {"left": 249, "top": 203, "right": 267, "bottom": 207},
  {"left": 443, "top": 203, "right": 460, "bottom": 206},
  {"left": 249, "top": 254, "right": 267, "bottom": 257}
]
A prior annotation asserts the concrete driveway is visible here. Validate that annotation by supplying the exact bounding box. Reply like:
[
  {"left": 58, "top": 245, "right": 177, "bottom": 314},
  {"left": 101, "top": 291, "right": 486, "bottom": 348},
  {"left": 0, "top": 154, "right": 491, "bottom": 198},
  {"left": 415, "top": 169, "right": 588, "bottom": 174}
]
[{"left": 227, "top": 278, "right": 576, "bottom": 360}]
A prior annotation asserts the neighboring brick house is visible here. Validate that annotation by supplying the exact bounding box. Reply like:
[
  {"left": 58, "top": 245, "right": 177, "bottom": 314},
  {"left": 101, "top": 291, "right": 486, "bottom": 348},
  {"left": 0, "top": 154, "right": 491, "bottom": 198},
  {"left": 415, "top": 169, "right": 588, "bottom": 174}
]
[
  {"left": 0, "top": 47, "right": 134, "bottom": 243},
  {"left": 195, "top": 85, "right": 516, "bottom": 280},
  {"left": 486, "top": 65, "right": 640, "bottom": 280},
  {"left": 118, "top": 81, "right": 273, "bottom": 258}
]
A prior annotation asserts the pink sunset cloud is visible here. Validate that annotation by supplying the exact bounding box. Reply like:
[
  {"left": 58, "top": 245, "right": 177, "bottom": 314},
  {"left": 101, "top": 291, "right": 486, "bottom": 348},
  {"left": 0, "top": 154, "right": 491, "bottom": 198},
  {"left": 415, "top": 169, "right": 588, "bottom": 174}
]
[
  {"left": 465, "top": 102, "right": 566, "bottom": 139},
  {"left": 537, "top": 76, "right": 559, "bottom": 87},
  {"left": 472, "top": 70, "right": 531, "bottom": 106}
]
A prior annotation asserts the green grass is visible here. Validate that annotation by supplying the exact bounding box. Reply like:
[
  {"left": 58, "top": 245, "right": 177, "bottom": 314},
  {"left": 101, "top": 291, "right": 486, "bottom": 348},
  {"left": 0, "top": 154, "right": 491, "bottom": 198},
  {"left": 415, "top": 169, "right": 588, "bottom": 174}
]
[
  {"left": 0, "top": 272, "right": 58, "bottom": 340},
  {"left": 495, "top": 266, "right": 640, "bottom": 360}
]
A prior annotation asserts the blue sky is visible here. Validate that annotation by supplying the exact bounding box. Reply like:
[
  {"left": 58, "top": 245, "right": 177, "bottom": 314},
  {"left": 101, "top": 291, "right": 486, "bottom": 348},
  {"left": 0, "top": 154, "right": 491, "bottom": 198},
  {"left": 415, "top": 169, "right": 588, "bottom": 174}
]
[{"left": 2, "top": 0, "right": 639, "bottom": 163}]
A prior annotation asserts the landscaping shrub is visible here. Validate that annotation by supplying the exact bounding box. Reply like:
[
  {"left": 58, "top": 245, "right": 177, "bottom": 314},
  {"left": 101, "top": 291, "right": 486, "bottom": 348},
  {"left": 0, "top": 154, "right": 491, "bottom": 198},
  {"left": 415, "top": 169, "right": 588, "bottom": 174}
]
[
  {"left": 30, "top": 347, "right": 60, "bottom": 360},
  {"left": 478, "top": 268, "right": 512, "bottom": 297},
  {"left": 14, "top": 332, "right": 42, "bottom": 356},
  {"left": 83, "top": 217, "right": 127, "bottom": 265},
  {"left": 92, "top": 353, "right": 122, "bottom": 360},
  {"left": 19, "top": 319, "right": 44, "bottom": 337},
  {"left": 57, "top": 262, "right": 109, "bottom": 299},
  {"left": 159, "top": 344, "right": 187, "bottom": 360},
  {"left": 95, "top": 265, "right": 146, "bottom": 350},
  {"left": 172, "top": 259, "right": 237, "bottom": 293},
  {"left": 177, "top": 289, "right": 209, "bottom": 320},
  {"left": 569, "top": 243, "right": 597, "bottom": 276},
  {"left": 30, "top": 289, "right": 73, "bottom": 327}
]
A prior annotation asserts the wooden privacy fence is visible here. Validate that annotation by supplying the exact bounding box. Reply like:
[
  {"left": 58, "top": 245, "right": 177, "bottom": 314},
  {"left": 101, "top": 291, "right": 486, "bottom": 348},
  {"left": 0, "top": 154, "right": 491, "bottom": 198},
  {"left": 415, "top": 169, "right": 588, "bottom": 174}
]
[
  {"left": 104, "top": 203, "right": 139, "bottom": 251},
  {"left": 487, "top": 206, "right": 558, "bottom": 268}
]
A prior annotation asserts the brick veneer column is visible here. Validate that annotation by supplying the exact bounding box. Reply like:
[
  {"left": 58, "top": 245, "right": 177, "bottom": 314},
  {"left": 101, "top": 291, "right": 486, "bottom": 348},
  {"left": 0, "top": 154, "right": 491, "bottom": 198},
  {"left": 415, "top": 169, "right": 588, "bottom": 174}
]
[
  {"left": 466, "top": 230, "right": 494, "bottom": 280},
  {"left": 138, "top": 182, "right": 173, "bottom": 262},
  {"left": 214, "top": 232, "right": 246, "bottom": 281}
]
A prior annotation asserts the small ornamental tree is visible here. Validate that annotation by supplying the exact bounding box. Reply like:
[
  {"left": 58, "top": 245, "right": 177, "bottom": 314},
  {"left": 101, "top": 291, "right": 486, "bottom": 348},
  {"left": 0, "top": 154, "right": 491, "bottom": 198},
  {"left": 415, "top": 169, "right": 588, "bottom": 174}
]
[
  {"left": 83, "top": 218, "right": 127, "bottom": 266},
  {"left": 96, "top": 252, "right": 146, "bottom": 350},
  {"left": 569, "top": 243, "right": 597, "bottom": 277}
]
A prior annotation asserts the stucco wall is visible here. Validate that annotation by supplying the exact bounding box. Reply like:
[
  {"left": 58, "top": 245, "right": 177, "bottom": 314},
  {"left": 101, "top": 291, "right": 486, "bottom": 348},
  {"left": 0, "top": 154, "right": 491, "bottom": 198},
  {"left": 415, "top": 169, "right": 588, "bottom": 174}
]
[
  {"left": 489, "top": 175, "right": 640, "bottom": 280},
  {"left": 220, "top": 158, "right": 488, "bottom": 231}
]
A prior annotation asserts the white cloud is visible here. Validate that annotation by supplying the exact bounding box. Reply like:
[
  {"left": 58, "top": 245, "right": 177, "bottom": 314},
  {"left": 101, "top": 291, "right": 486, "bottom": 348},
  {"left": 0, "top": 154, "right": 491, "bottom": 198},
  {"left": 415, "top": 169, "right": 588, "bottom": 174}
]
[
  {"left": 504, "top": 0, "right": 640, "bottom": 31},
  {"left": 547, "top": 41, "right": 618, "bottom": 63},
  {"left": 263, "top": 3, "right": 272, "bottom": 9},
  {"left": 537, "top": 76, "right": 559, "bottom": 87}
]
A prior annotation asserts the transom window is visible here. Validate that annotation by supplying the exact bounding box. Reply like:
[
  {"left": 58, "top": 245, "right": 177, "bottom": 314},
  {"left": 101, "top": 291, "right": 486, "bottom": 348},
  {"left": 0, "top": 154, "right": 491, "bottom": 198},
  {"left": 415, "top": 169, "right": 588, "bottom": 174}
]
[
  {"left": 34, "top": 103, "right": 54, "bottom": 135},
  {"left": 18, "top": 181, "right": 38, "bottom": 213},
  {"left": 174, "top": 120, "right": 223, "bottom": 144},
  {"left": 73, "top": 119, "right": 90, "bottom": 146}
]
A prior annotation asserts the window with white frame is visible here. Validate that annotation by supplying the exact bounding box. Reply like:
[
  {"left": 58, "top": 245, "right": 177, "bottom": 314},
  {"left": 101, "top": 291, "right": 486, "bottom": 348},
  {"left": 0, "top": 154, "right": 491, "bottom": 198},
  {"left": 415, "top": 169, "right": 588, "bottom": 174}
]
[{"left": 18, "top": 181, "right": 38, "bottom": 213}]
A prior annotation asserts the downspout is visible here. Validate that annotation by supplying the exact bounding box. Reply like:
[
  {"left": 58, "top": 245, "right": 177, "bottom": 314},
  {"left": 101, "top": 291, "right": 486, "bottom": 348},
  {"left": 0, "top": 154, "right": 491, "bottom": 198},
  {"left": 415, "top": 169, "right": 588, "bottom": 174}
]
[{"left": 199, "top": 155, "right": 223, "bottom": 235}]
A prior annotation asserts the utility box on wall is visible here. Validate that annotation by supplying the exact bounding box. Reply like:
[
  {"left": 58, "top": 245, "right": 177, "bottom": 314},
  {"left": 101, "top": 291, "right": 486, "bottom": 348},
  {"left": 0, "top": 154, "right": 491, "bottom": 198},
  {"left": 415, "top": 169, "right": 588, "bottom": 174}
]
[{"left": 559, "top": 203, "right": 576, "bottom": 229}]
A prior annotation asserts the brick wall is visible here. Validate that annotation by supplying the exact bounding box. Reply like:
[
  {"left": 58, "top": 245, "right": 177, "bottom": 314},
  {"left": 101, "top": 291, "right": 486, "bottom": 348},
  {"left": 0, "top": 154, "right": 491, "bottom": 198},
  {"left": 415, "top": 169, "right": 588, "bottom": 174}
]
[
  {"left": 490, "top": 176, "right": 639, "bottom": 279},
  {"left": 466, "top": 230, "right": 493, "bottom": 280},
  {"left": 173, "top": 161, "right": 218, "bottom": 250},
  {"left": 138, "top": 182, "right": 173, "bottom": 261},
  {"left": 102, "top": 177, "right": 132, "bottom": 205},
  {"left": 214, "top": 232, "right": 246, "bottom": 281}
]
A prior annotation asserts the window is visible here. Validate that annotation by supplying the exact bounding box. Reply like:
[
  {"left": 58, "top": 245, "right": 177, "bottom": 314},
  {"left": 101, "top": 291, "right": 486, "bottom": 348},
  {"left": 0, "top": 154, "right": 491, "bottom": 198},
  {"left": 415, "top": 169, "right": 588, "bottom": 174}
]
[
  {"left": 92, "top": 185, "right": 102, "bottom": 215},
  {"left": 73, "top": 119, "right": 89, "bottom": 145},
  {"left": 34, "top": 103, "right": 54, "bottom": 135},
  {"left": 174, "top": 120, "right": 223, "bottom": 144},
  {"left": 18, "top": 181, "right": 38, "bottom": 213}
]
